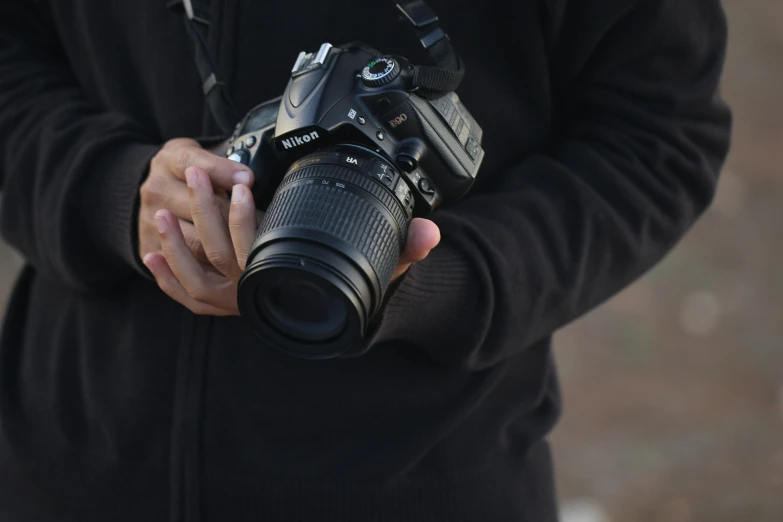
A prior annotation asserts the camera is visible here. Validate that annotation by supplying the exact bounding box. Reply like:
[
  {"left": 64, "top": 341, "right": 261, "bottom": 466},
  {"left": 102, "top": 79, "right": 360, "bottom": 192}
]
[{"left": 226, "top": 41, "right": 484, "bottom": 359}]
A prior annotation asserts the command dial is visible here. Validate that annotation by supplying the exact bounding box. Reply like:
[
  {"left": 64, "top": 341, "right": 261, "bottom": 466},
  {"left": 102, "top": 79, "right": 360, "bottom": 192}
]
[{"left": 361, "top": 57, "right": 400, "bottom": 87}]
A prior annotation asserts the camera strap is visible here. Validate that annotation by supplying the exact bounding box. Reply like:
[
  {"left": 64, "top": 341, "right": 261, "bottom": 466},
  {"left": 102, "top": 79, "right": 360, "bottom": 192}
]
[
  {"left": 395, "top": 1, "right": 465, "bottom": 98},
  {"left": 166, "top": 0, "right": 240, "bottom": 133},
  {"left": 168, "top": 0, "right": 464, "bottom": 133}
]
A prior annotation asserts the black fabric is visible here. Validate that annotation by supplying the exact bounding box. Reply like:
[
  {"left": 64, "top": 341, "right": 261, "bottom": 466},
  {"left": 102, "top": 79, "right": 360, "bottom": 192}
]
[
  {"left": 170, "top": 0, "right": 240, "bottom": 133},
  {"left": 0, "top": 1, "right": 731, "bottom": 521}
]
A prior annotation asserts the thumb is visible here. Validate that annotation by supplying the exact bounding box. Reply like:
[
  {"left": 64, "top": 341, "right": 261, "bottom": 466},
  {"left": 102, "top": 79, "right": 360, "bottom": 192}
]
[{"left": 398, "top": 218, "right": 441, "bottom": 266}]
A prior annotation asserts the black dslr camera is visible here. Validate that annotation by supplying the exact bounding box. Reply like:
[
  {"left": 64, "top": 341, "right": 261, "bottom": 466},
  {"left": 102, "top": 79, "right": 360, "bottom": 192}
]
[{"left": 214, "top": 5, "right": 485, "bottom": 358}]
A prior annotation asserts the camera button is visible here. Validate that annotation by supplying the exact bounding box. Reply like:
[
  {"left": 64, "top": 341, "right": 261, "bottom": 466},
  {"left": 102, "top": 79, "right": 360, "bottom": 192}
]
[
  {"left": 396, "top": 154, "right": 417, "bottom": 172},
  {"left": 418, "top": 178, "right": 436, "bottom": 196},
  {"left": 227, "top": 149, "right": 249, "bottom": 165},
  {"left": 245, "top": 136, "right": 257, "bottom": 148},
  {"left": 466, "top": 136, "right": 481, "bottom": 161}
]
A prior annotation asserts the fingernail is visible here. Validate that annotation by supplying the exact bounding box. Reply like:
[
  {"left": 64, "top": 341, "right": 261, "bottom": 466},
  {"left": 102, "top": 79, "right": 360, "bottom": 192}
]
[
  {"left": 185, "top": 168, "right": 198, "bottom": 187},
  {"left": 231, "top": 185, "right": 245, "bottom": 203},
  {"left": 155, "top": 214, "right": 168, "bottom": 234},
  {"left": 233, "top": 171, "right": 250, "bottom": 186}
]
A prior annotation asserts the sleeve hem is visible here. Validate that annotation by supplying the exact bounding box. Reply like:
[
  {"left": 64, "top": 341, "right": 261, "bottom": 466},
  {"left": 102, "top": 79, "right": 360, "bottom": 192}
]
[
  {"left": 364, "top": 244, "right": 485, "bottom": 363},
  {"left": 82, "top": 141, "right": 161, "bottom": 280}
]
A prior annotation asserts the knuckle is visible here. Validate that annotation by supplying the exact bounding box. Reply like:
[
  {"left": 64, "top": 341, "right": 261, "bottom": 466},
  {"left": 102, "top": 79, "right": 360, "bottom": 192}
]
[
  {"left": 176, "top": 148, "right": 196, "bottom": 172},
  {"left": 205, "top": 248, "right": 232, "bottom": 268},
  {"left": 149, "top": 154, "right": 163, "bottom": 172},
  {"left": 164, "top": 137, "right": 198, "bottom": 152},
  {"left": 140, "top": 177, "right": 162, "bottom": 205},
  {"left": 227, "top": 218, "right": 246, "bottom": 232},
  {"left": 159, "top": 139, "right": 200, "bottom": 171},
  {"left": 184, "top": 233, "right": 203, "bottom": 255},
  {"left": 235, "top": 250, "right": 250, "bottom": 271},
  {"left": 228, "top": 205, "right": 254, "bottom": 228},
  {"left": 187, "top": 279, "right": 211, "bottom": 303},
  {"left": 200, "top": 157, "right": 217, "bottom": 175},
  {"left": 189, "top": 199, "right": 207, "bottom": 219}
]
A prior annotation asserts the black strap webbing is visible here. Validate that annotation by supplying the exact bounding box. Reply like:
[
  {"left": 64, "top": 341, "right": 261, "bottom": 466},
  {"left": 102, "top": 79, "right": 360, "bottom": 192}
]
[
  {"left": 395, "top": 1, "right": 465, "bottom": 98},
  {"left": 167, "top": 0, "right": 239, "bottom": 133},
  {"left": 168, "top": 0, "right": 464, "bottom": 132}
]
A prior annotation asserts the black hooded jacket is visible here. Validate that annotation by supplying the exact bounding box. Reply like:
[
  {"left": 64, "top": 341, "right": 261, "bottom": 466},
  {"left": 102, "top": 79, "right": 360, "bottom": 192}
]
[{"left": 0, "top": 1, "right": 731, "bottom": 521}]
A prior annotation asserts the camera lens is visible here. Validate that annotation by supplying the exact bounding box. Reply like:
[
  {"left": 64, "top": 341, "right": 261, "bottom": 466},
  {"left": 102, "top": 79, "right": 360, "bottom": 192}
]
[
  {"left": 255, "top": 271, "right": 348, "bottom": 342},
  {"left": 238, "top": 145, "right": 411, "bottom": 359}
]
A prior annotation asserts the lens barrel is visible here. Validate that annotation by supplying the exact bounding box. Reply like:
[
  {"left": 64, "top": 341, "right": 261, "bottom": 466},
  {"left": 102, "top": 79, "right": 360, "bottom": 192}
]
[{"left": 238, "top": 145, "right": 411, "bottom": 358}]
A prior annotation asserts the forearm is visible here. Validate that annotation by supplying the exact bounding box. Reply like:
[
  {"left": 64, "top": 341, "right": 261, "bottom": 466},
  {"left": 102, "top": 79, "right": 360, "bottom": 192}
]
[
  {"left": 368, "top": 0, "right": 732, "bottom": 369},
  {"left": 0, "top": 3, "right": 159, "bottom": 290}
]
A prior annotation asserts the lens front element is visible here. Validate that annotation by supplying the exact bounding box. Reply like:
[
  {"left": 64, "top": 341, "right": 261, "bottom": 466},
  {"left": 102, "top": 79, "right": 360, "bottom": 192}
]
[{"left": 255, "top": 270, "right": 349, "bottom": 342}]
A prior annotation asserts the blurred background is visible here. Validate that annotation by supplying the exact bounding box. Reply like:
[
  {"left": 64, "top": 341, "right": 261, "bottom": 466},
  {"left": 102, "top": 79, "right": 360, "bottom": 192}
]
[
  {"left": 551, "top": 2, "right": 783, "bottom": 521},
  {"left": 0, "top": 2, "right": 779, "bottom": 522}
]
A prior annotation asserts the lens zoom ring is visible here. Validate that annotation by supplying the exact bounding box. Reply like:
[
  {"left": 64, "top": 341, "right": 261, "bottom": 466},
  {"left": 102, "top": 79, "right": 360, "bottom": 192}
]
[
  {"left": 284, "top": 165, "right": 408, "bottom": 235},
  {"left": 259, "top": 181, "right": 405, "bottom": 291}
]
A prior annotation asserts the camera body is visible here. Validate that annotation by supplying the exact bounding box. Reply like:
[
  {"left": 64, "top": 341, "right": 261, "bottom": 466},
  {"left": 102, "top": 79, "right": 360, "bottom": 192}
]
[
  {"left": 225, "top": 42, "right": 484, "bottom": 217},
  {"left": 226, "top": 42, "right": 484, "bottom": 359}
]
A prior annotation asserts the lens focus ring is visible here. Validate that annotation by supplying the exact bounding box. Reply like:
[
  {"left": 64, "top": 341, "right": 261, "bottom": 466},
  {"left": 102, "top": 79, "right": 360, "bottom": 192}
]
[
  {"left": 282, "top": 165, "right": 409, "bottom": 237},
  {"left": 257, "top": 164, "right": 408, "bottom": 292}
]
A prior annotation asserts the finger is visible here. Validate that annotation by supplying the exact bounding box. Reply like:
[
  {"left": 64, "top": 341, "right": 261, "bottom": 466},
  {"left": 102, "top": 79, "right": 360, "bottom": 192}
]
[
  {"left": 392, "top": 219, "right": 441, "bottom": 281},
  {"left": 155, "top": 209, "right": 238, "bottom": 311},
  {"left": 164, "top": 142, "right": 254, "bottom": 191},
  {"left": 187, "top": 167, "right": 243, "bottom": 281},
  {"left": 148, "top": 174, "right": 230, "bottom": 222},
  {"left": 162, "top": 218, "right": 221, "bottom": 273},
  {"left": 228, "top": 184, "right": 259, "bottom": 270},
  {"left": 398, "top": 218, "right": 441, "bottom": 265},
  {"left": 143, "top": 252, "right": 236, "bottom": 316},
  {"left": 178, "top": 218, "right": 224, "bottom": 269}
]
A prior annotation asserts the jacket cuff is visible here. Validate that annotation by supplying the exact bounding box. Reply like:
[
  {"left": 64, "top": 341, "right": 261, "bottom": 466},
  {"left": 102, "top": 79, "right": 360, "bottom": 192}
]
[
  {"left": 366, "top": 244, "right": 483, "bottom": 362},
  {"left": 82, "top": 141, "right": 161, "bottom": 279}
]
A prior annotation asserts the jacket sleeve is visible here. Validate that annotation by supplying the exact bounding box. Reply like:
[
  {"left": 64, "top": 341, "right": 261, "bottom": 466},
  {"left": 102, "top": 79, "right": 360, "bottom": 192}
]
[
  {"left": 368, "top": 0, "right": 732, "bottom": 369},
  {"left": 0, "top": 3, "right": 161, "bottom": 291}
]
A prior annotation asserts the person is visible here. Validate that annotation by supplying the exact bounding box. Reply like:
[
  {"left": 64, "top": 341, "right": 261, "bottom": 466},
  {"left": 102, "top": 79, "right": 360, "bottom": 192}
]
[{"left": 0, "top": 1, "right": 731, "bottom": 521}]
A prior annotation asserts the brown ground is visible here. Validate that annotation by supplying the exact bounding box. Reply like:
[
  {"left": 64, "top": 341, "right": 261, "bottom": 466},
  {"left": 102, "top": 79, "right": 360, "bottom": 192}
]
[{"left": 0, "top": 2, "right": 779, "bottom": 521}]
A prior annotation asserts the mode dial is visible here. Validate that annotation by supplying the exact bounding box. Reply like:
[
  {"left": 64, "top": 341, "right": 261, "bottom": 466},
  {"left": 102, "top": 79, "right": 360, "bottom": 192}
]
[{"left": 361, "top": 57, "right": 400, "bottom": 87}]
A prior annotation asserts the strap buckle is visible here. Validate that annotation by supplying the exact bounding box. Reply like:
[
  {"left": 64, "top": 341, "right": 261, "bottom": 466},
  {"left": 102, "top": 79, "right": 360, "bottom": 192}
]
[
  {"left": 396, "top": 1, "right": 446, "bottom": 49},
  {"left": 166, "top": 0, "right": 210, "bottom": 25}
]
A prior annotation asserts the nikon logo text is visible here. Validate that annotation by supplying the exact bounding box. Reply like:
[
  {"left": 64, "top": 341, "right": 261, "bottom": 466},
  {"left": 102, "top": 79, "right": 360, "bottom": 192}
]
[
  {"left": 281, "top": 131, "right": 320, "bottom": 150},
  {"left": 389, "top": 113, "right": 408, "bottom": 128}
]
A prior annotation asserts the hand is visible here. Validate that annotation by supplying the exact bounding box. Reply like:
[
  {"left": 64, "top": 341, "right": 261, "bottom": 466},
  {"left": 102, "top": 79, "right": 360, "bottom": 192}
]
[
  {"left": 143, "top": 169, "right": 441, "bottom": 316},
  {"left": 138, "top": 138, "right": 254, "bottom": 266},
  {"left": 142, "top": 166, "right": 258, "bottom": 315}
]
